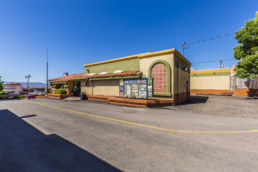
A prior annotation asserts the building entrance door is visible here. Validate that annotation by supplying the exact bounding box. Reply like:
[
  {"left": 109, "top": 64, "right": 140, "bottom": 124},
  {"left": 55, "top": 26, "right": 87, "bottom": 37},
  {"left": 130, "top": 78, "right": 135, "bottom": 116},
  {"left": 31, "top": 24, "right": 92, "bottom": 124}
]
[{"left": 72, "top": 81, "right": 81, "bottom": 96}]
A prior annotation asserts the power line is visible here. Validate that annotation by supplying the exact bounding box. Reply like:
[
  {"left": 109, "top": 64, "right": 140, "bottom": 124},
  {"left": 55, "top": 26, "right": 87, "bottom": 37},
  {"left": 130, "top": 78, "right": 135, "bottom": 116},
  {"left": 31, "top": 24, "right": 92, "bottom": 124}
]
[
  {"left": 182, "top": 32, "right": 236, "bottom": 49},
  {"left": 191, "top": 58, "right": 236, "bottom": 64}
]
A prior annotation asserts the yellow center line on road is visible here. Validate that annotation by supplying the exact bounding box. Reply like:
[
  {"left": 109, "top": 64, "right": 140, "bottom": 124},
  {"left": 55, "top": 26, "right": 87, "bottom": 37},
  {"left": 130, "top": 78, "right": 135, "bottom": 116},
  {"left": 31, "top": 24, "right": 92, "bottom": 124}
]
[{"left": 26, "top": 100, "right": 258, "bottom": 134}]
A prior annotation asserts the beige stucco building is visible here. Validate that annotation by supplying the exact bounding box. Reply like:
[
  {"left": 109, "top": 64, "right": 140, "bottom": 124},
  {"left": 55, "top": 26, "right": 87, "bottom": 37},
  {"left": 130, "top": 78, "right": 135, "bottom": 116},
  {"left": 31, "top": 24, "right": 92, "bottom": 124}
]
[
  {"left": 49, "top": 48, "right": 191, "bottom": 105},
  {"left": 190, "top": 67, "right": 258, "bottom": 97},
  {"left": 3, "top": 82, "right": 22, "bottom": 94},
  {"left": 190, "top": 68, "right": 232, "bottom": 94}
]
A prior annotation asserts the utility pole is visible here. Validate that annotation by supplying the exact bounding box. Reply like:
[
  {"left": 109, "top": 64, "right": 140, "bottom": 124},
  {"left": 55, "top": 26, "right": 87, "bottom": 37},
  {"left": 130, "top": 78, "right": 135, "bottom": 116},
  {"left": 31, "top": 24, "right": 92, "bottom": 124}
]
[
  {"left": 182, "top": 42, "right": 187, "bottom": 56},
  {"left": 220, "top": 60, "right": 224, "bottom": 68},
  {"left": 46, "top": 48, "right": 48, "bottom": 96}
]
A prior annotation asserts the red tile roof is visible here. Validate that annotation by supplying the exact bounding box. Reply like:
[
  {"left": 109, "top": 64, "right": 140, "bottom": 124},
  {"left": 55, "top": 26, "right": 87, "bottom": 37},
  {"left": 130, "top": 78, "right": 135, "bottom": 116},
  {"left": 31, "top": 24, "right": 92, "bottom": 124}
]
[
  {"left": 49, "top": 73, "right": 85, "bottom": 82},
  {"left": 49, "top": 71, "right": 142, "bottom": 82},
  {"left": 9, "top": 82, "right": 21, "bottom": 85}
]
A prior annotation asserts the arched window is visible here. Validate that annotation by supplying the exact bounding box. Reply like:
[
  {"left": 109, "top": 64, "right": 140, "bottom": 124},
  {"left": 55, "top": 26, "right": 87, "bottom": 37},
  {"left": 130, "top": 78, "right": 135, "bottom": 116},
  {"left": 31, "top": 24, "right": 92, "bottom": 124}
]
[
  {"left": 152, "top": 63, "right": 167, "bottom": 93},
  {"left": 149, "top": 60, "right": 171, "bottom": 96}
]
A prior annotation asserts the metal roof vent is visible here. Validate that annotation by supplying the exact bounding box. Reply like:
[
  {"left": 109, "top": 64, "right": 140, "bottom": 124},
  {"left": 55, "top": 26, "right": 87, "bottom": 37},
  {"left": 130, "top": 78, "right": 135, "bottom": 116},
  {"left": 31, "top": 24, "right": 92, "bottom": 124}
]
[
  {"left": 113, "top": 70, "right": 123, "bottom": 73},
  {"left": 87, "top": 73, "right": 96, "bottom": 76}
]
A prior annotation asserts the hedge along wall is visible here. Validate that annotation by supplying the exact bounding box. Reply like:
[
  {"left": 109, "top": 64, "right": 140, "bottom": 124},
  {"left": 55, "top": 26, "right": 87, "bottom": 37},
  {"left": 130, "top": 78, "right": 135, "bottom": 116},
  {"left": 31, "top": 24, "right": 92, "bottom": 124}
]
[{"left": 84, "top": 58, "right": 140, "bottom": 74}]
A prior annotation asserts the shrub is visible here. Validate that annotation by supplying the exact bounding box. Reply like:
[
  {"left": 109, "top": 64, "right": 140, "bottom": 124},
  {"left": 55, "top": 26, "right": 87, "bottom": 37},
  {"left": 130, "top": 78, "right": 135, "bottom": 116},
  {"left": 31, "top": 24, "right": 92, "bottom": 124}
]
[
  {"left": 14, "top": 95, "right": 26, "bottom": 99},
  {"left": 0, "top": 91, "right": 8, "bottom": 95},
  {"left": 54, "top": 89, "right": 67, "bottom": 94},
  {"left": 0, "top": 76, "right": 3, "bottom": 91}
]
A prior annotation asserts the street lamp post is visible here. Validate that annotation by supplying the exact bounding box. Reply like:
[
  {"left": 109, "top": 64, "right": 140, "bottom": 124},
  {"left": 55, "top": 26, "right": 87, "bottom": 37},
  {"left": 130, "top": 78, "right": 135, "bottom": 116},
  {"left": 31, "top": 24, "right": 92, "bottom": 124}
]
[{"left": 25, "top": 74, "right": 31, "bottom": 93}]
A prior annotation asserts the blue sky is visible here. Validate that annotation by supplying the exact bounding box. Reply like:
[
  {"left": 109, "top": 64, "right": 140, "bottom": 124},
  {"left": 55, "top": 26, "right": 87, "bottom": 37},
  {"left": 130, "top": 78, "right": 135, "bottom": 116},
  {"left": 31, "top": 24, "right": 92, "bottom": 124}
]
[{"left": 0, "top": 0, "right": 257, "bottom": 83}]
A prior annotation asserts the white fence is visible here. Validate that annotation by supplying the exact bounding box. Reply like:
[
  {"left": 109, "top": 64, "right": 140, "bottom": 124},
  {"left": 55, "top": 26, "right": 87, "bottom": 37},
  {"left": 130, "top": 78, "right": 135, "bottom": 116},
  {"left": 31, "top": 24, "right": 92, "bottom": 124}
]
[{"left": 231, "top": 76, "right": 258, "bottom": 89}]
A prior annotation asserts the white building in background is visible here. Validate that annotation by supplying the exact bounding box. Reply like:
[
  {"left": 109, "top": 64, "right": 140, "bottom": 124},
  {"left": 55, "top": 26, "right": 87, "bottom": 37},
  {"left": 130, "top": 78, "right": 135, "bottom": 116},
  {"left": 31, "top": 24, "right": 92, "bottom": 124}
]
[{"left": 3, "top": 82, "right": 22, "bottom": 94}]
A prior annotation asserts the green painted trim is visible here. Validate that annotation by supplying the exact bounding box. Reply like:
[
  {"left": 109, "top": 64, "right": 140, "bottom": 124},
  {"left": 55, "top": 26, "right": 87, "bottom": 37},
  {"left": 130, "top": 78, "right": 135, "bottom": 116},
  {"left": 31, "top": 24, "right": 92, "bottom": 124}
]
[
  {"left": 191, "top": 72, "right": 230, "bottom": 77},
  {"left": 148, "top": 60, "right": 171, "bottom": 96},
  {"left": 153, "top": 92, "right": 172, "bottom": 96},
  {"left": 88, "top": 75, "right": 141, "bottom": 81},
  {"left": 85, "top": 58, "right": 140, "bottom": 74}
]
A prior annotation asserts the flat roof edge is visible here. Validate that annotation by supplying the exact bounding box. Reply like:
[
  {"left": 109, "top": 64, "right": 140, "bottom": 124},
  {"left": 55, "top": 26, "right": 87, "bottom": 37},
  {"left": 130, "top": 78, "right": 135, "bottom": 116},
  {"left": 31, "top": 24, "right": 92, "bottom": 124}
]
[
  {"left": 84, "top": 48, "right": 191, "bottom": 67},
  {"left": 191, "top": 68, "right": 231, "bottom": 74}
]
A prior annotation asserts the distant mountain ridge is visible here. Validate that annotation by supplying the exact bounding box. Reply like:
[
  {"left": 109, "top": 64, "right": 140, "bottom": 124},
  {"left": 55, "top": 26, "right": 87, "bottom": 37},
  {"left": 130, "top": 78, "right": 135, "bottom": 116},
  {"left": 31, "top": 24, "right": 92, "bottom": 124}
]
[{"left": 4, "top": 81, "right": 47, "bottom": 86}]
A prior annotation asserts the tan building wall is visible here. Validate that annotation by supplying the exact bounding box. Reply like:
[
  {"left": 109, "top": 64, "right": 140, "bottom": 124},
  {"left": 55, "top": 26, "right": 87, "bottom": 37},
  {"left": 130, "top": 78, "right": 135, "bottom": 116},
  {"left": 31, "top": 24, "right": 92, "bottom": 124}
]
[
  {"left": 81, "top": 79, "right": 119, "bottom": 96},
  {"left": 191, "top": 75, "right": 230, "bottom": 90},
  {"left": 173, "top": 55, "right": 190, "bottom": 104},
  {"left": 140, "top": 53, "right": 174, "bottom": 98},
  {"left": 139, "top": 54, "right": 173, "bottom": 77}
]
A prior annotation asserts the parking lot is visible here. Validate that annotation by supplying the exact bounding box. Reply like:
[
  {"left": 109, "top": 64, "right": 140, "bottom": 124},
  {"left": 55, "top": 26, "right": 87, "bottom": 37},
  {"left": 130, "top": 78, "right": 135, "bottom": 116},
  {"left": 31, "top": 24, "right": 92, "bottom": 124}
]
[{"left": 0, "top": 96, "right": 258, "bottom": 171}]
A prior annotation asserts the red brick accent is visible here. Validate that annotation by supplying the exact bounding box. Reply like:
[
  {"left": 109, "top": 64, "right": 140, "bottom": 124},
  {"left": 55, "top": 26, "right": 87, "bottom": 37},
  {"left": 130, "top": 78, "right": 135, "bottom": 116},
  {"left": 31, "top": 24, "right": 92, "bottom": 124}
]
[
  {"left": 86, "top": 95, "right": 109, "bottom": 102},
  {"left": 47, "top": 93, "right": 69, "bottom": 99},
  {"left": 233, "top": 88, "right": 258, "bottom": 97},
  {"left": 152, "top": 63, "right": 167, "bottom": 93},
  {"left": 108, "top": 97, "right": 173, "bottom": 107},
  {"left": 35, "top": 96, "right": 46, "bottom": 99},
  {"left": 190, "top": 89, "right": 232, "bottom": 95},
  {"left": 82, "top": 96, "right": 174, "bottom": 107}
]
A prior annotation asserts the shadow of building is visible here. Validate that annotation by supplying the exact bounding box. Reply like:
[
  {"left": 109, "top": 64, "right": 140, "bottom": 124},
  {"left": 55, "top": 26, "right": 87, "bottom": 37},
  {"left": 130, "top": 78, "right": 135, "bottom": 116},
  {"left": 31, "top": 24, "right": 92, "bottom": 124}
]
[{"left": 0, "top": 109, "right": 120, "bottom": 172}]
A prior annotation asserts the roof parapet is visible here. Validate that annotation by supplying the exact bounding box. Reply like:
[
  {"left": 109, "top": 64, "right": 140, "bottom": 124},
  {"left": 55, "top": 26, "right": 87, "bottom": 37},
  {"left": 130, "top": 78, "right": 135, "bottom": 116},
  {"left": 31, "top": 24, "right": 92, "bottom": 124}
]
[{"left": 84, "top": 48, "right": 191, "bottom": 67}]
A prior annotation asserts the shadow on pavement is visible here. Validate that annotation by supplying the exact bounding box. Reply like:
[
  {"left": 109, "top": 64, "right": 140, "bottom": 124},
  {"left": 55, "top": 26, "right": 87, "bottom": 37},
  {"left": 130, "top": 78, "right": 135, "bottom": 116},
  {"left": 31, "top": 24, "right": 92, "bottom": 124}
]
[
  {"left": 0, "top": 99, "right": 24, "bottom": 101},
  {"left": 179, "top": 95, "right": 209, "bottom": 105},
  {"left": 20, "top": 114, "right": 37, "bottom": 118},
  {"left": 0, "top": 109, "right": 120, "bottom": 172}
]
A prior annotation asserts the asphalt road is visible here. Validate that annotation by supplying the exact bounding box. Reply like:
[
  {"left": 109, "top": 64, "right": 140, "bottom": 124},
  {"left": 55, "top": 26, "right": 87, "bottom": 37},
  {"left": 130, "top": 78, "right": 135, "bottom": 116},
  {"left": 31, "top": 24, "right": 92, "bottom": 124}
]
[{"left": 0, "top": 98, "right": 258, "bottom": 171}]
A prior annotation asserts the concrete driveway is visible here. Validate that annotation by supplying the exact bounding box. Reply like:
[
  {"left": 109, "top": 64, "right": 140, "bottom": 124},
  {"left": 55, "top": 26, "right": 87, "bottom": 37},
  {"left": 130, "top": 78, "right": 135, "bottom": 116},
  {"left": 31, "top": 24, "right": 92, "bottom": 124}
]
[{"left": 0, "top": 96, "right": 258, "bottom": 171}]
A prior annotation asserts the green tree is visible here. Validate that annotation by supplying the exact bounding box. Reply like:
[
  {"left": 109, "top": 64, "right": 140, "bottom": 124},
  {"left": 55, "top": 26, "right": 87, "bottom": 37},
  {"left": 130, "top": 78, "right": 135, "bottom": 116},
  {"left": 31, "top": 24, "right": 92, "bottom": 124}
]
[
  {"left": 0, "top": 76, "right": 3, "bottom": 91},
  {"left": 234, "top": 12, "right": 258, "bottom": 78}
]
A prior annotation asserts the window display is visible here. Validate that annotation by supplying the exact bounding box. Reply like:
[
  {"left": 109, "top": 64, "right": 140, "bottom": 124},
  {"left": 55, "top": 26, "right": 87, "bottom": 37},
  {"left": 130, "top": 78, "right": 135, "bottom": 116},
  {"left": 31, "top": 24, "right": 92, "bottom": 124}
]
[{"left": 120, "top": 78, "right": 153, "bottom": 98}]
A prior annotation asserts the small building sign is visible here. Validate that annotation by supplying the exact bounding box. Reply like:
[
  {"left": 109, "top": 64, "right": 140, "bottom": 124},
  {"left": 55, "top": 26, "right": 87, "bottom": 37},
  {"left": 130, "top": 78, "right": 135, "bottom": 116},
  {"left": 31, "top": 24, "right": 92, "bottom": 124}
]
[{"left": 120, "top": 78, "right": 153, "bottom": 98}]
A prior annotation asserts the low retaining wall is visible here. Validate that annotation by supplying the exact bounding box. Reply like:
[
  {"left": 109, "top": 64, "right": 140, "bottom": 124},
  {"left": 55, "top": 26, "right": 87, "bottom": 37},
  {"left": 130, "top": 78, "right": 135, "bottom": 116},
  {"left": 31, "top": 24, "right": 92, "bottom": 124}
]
[
  {"left": 233, "top": 88, "right": 258, "bottom": 97},
  {"left": 191, "top": 89, "right": 258, "bottom": 97},
  {"left": 190, "top": 89, "right": 232, "bottom": 95},
  {"left": 48, "top": 93, "right": 69, "bottom": 99},
  {"left": 84, "top": 94, "right": 174, "bottom": 107},
  {"left": 86, "top": 95, "right": 109, "bottom": 102},
  {"left": 35, "top": 96, "right": 47, "bottom": 99},
  {"left": 108, "top": 97, "right": 174, "bottom": 107}
]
